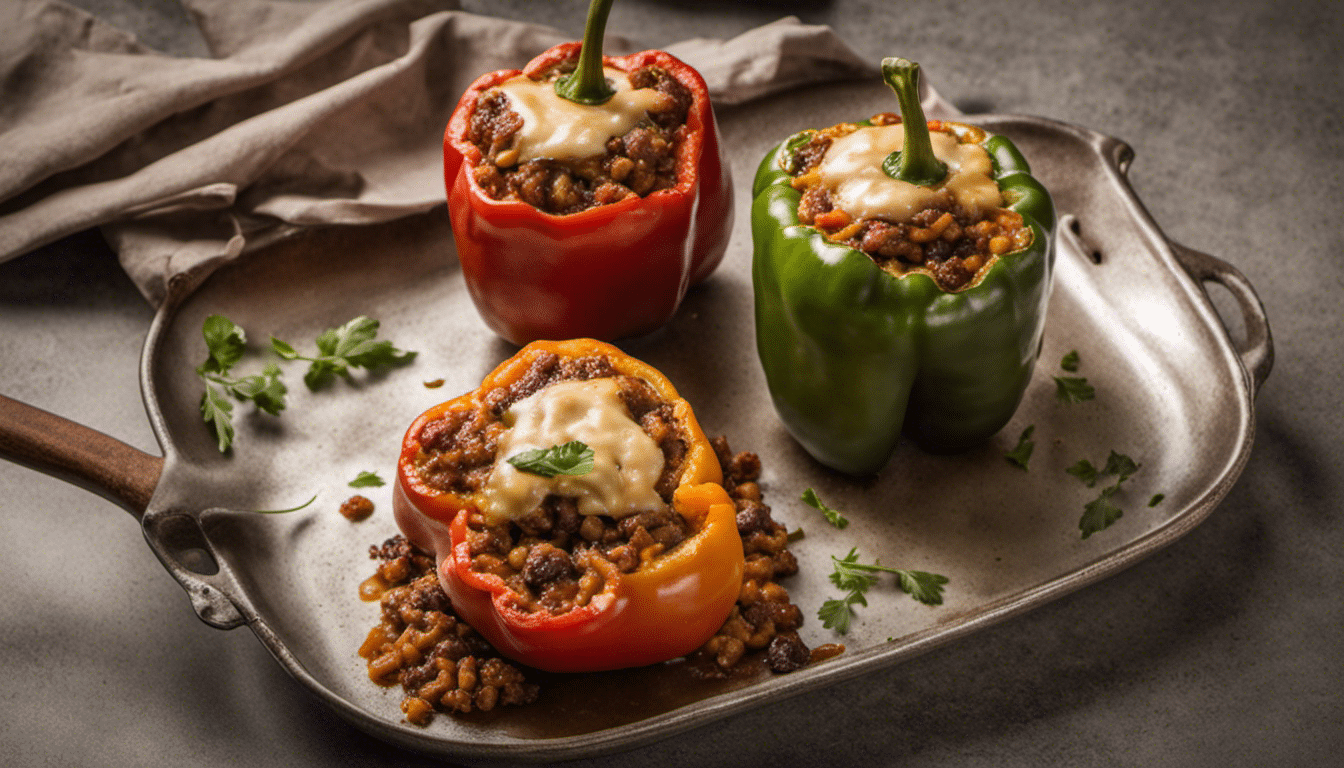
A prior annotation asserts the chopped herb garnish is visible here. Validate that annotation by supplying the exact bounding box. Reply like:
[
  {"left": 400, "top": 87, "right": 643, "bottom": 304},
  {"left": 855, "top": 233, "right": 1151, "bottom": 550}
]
[
  {"left": 1005, "top": 425, "right": 1036, "bottom": 470},
  {"left": 199, "top": 314, "right": 247, "bottom": 374},
  {"left": 818, "top": 599, "right": 855, "bottom": 634},
  {"left": 818, "top": 591, "right": 866, "bottom": 635},
  {"left": 1148, "top": 493, "right": 1165, "bottom": 507},
  {"left": 1053, "top": 375, "right": 1096, "bottom": 403},
  {"left": 198, "top": 362, "right": 288, "bottom": 453},
  {"left": 894, "top": 569, "right": 949, "bottom": 605},
  {"left": 801, "top": 488, "right": 849, "bottom": 529},
  {"left": 224, "top": 364, "right": 288, "bottom": 416},
  {"left": 198, "top": 314, "right": 416, "bottom": 453},
  {"left": 1053, "top": 350, "right": 1092, "bottom": 401},
  {"left": 197, "top": 315, "right": 289, "bottom": 453},
  {"left": 272, "top": 316, "right": 416, "bottom": 391},
  {"left": 1070, "top": 450, "right": 1141, "bottom": 538},
  {"left": 819, "top": 548, "right": 948, "bottom": 634},
  {"left": 1101, "top": 451, "right": 1139, "bottom": 481},
  {"left": 199, "top": 382, "right": 237, "bottom": 454},
  {"left": 507, "top": 441, "right": 595, "bottom": 478},
  {"left": 1080, "top": 487, "right": 1125, "bottom": 538},
  {"left": 349, "top": 471, "right": 385, "bottom": 488},
  {"left": 1066, "top": 458, "right": 1100, "bottom": 486}
]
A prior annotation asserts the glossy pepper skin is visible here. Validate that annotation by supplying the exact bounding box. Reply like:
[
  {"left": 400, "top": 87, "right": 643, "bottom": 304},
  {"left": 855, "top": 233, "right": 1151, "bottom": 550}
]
[
  {"left": 751, "top": 63, "right": 1056, "bottom": 475},
  {"left": 393, "top": 339, "right": 744, "bottom": 673},
  {"left": 442, "top": 42, "right": 732, "bottom": 346}
]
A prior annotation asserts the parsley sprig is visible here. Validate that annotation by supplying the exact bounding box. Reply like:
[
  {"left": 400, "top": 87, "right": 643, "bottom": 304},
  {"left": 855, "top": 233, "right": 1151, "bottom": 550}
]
[
  {"left": 197, "top": 316, "right": 289, "bottom": 453},
  {"left": 272, "top": 316, "right": 416, "bottom": 390},
  {"left": 819, "top": 548, "right": 949, "bottom": 634},
  {"left": 197, "top": 314, "right": 415, "bottom": 453}
]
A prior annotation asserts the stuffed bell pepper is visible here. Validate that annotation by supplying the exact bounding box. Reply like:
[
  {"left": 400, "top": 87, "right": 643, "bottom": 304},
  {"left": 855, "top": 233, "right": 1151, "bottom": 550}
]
[
  {"left": 443, "top": 0, "right": 732, "bottom": 346},
  {"left": 752, "top": 58, "right": 1056, "bottom": 475},
  {"left": 392, "top": 339, "right": 744, "bottom": 673}
]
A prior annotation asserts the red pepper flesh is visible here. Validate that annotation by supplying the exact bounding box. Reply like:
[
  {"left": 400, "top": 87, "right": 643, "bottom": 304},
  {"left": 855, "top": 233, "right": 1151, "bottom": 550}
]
[{"left": 443, "top": 43, "right": 733, "bottom": 345}]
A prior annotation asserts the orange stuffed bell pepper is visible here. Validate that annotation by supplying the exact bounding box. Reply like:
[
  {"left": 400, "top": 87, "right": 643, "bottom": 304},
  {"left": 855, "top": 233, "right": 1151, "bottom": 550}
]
[
  {"left": 442, "top": 0, "right": 732, "bottom": 346},
  {"left": 393, "top": 339, "right": 744, "bottom": 673}
]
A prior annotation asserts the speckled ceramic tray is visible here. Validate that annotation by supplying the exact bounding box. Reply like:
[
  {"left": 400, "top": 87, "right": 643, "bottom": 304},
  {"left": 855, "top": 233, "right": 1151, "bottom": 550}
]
[{"left": 0, "top": 79, "right": 1271, "bottom": 762}]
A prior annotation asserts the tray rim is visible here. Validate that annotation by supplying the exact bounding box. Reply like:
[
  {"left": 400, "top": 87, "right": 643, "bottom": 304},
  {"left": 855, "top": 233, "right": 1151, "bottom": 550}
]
[{"left": 132, "top": 111, "right": 1266, "bottom": 762}]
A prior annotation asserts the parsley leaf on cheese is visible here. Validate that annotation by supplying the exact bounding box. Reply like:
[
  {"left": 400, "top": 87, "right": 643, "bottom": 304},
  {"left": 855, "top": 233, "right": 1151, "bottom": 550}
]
[{"left": 507, "top": 441, "right": 595, "bottom": 478}]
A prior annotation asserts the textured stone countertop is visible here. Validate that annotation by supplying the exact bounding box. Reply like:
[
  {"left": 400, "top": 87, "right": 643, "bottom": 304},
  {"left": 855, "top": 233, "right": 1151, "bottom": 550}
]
[{"left": 2, "top": 1, "right": 1341, "bottom": 766}]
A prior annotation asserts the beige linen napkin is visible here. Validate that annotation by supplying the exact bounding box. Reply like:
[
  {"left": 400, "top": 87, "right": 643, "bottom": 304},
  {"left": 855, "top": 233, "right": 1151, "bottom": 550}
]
[{"left": 0, "top": 0, "right": 879, "bottom": 304}]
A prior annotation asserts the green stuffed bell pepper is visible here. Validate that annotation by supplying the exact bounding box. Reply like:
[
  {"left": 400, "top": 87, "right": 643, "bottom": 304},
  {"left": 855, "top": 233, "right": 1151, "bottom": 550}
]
[{"left": 752, "top": 58, "right": 1056, "bottom": 475}]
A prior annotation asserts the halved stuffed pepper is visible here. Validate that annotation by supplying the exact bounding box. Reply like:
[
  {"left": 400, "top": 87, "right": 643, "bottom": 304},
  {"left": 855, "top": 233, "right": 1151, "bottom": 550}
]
[{"left": 393, "top": 339, "right": 744, "bottom": 673}]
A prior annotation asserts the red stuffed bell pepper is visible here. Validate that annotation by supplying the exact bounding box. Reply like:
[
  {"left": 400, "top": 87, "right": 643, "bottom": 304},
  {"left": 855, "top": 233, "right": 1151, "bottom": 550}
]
[
  {"left": 392, "top": 339, "right": 744, "bottom": 673},
  {"left": 442, "top": 0, "right": 732, "bottom": 345}
]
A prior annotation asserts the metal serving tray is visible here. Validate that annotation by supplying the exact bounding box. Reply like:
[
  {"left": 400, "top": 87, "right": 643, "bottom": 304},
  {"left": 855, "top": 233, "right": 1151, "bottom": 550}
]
[{"left": 0, "top": 78, "right": 1270, "bottom": 762}]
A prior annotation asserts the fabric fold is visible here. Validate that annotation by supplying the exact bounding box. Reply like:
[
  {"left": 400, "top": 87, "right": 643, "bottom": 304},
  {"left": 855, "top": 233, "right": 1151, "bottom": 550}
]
[{"left": 0, "top": 0, "right": 879, "bottom": 305}]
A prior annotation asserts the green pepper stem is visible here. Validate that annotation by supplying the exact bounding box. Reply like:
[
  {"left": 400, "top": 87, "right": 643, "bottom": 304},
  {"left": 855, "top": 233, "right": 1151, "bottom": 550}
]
[
  {"left": 881, "top": 57, "right": 947, "bottom": 187},
  {"left": 554, "top": 0, "right": 617, "bottom": 106}
]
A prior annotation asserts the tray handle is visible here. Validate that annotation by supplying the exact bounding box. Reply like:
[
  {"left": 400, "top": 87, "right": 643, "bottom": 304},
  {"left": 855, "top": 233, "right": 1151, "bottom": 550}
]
[
  {"left": 1168, "top": 242, "right": 1274, "bottom": 396},
  {"left": 0, "top": 395, "right": 249, "bottom": 628},
  {"left": 0, "top": 394, "right": 163, "bottom": 517}
]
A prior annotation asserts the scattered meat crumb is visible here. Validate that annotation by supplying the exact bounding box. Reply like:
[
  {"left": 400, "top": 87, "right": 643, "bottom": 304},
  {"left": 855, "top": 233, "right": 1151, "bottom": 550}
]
[{"left": 341, "top": 495, "right": 375, "bottom": 521}]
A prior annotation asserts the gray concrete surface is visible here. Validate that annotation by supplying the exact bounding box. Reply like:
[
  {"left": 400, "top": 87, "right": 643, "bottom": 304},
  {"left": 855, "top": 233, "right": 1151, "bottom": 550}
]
[{"left": 3, "top": 0, "right": 1342, "bottom": 766}]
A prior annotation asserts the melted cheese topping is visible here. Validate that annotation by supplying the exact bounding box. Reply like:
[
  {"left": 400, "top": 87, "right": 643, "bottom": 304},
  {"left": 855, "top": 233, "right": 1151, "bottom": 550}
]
[
  {"left": 478, "top": 379, "right": 666, "bottom": 523},
  {"left": 816, "top": 126, "right": 1002, "bottom": 222},
  {"left": 495, "top": 68, "right": 669, "bottom": 163}
]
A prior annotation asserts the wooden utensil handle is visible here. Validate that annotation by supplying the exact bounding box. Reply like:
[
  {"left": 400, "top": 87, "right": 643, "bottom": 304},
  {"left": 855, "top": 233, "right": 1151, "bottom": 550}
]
[{"left": 0, "top": 394, "right": 163, "bottom": 517}]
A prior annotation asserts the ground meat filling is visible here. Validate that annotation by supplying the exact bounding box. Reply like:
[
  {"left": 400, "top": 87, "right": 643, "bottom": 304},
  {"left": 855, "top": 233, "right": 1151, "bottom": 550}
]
[
  {"left": 361, "top": 438, "right": 816, "bottom": 724},
  {"left": 692, "top": 438, "right": 815, "bottom": 675},
  {"left": 409, "top": 352, "right": 692, "bottom": 616},
  {"left": 787, "top": 112, "right": 1033, "bottom": 292},
  {"left": 359, "top": 537, "right": 540, "bottom": 725},
  {"left": 340, "top": 494, "right": 374, "bottom": 521},
  {"left": 468, "top": 64, "right": 691, "bottom": 213}
]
